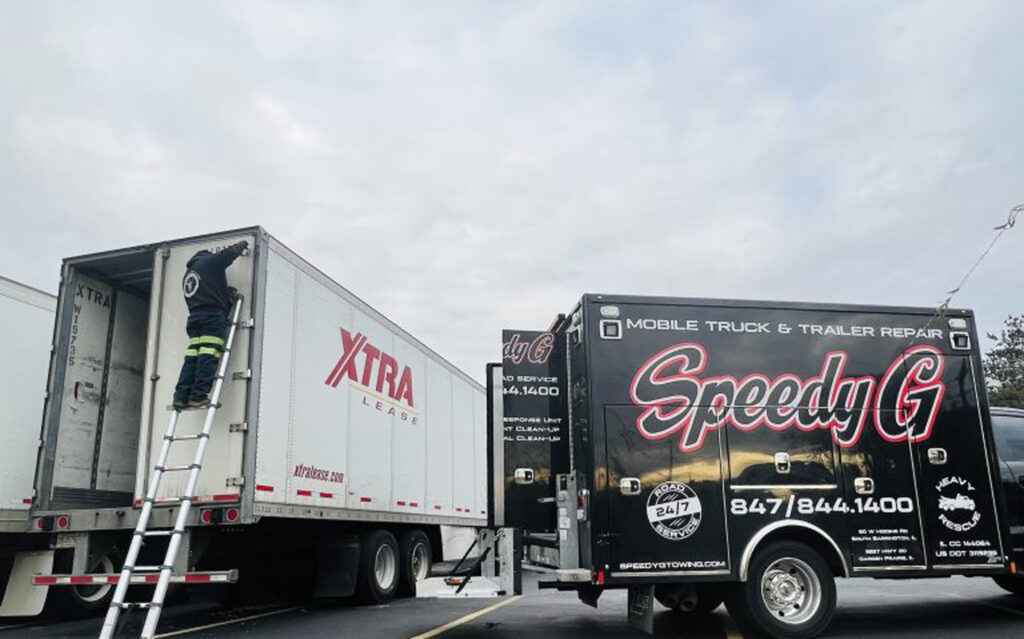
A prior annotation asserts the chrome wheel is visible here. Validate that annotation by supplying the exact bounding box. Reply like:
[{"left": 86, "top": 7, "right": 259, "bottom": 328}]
[
  {"left": 374, "top": 543, "right": 398, "bottom": 590},
  {"left": 760, "top": 557, "right": 821, "bottom": 625},
  {"left": 410, "top": 542, "right": 430, "bottom": 582}
]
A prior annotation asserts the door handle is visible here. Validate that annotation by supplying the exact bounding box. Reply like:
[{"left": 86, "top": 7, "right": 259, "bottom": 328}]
[
  {"left": 854, "top": 477, "right": 875, "bottom": 495},
  {"left": 514, "top": 468, "right": 535, "bottom": 485},
  {"left": 619, "top": 478, "right": 642, "bottom": 496},
  {"left": 927, "top": 448, "right": 948, "bottom": 465}
]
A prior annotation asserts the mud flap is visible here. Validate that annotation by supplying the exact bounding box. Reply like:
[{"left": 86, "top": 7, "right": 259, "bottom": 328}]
[
  {"left": 627, "top": 584, "right": 654, "bottom": 634},
  {"left": 0, "top": 550, "right": 53, "bottom": 617},
  {"left": 313, "top": 536, "right": 360, "bottom": 597}
]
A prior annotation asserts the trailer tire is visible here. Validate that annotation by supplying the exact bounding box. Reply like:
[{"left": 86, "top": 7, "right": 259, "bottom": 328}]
[
  {"left": 993, "top": 575, "right": 1024, "bottom": 597},
  {"left": 398, "top": 530, "right": 432, "bottom": 597},
  {"left": 725, "top": 541, "right": 836, "bottom": 639},
  {"left": 47, "top": 547, "right": 123, "bottom": 617},
  {"left": 357, "top": 530, "right": 400, "bottom": 604}
]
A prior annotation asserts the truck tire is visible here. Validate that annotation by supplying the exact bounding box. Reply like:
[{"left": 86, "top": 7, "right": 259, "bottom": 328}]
[
  {"left": 656, "top": 583, "right": 724, "bottom": 616},
  {"left": 725, "top": 541, "right": 836, "bottom": 639},
  {"left": 357, "top": 529, "right": 400, "bottom": 604},
  {"left": 993, "top": 575, "right": 1024, "bottom": 596},
  {"left": 398, "top": 530, "right": 432, "bottom": 597},
  {"left": 47, "top": 547, "right": 123, "bottom": 617}
]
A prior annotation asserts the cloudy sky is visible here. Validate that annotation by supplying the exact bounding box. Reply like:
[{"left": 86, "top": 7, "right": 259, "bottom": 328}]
[{"left": 1, "top": 1, "right": 1021, "bottom": 379}]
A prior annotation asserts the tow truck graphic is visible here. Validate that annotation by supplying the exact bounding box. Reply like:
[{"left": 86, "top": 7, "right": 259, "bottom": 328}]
[{"left": 938, "top": 494, "right": 976, "bottom": 512}]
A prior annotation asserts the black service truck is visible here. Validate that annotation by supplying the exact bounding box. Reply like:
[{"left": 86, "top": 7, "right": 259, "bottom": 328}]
[{"left": 488, "top": 294, "right": 1021, "bottom": 638}]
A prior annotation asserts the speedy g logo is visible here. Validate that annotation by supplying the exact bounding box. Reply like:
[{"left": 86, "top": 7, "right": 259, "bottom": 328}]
[{"left": 646, "top": 482, "right": 702, "bottom": 541}]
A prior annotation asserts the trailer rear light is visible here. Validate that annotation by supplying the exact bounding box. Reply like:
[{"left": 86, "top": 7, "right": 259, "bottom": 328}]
[
  {"left": 225, "top": 508, "right": 240, "bottom": 523},
  {"left": 34, "top": 516, "right": 54, "bottom": 531},
  {"left": 596, "top": 570, "right": 605, "bottom": 585},
  {"left": 56, "top": 515, "right": 70, "bottom": 530},
  {"left": 200, "top": 509, "right": 213, "bottom": 524},
  {"left": 1012, "top": 562, "right": 1018, "bottom": 574}
]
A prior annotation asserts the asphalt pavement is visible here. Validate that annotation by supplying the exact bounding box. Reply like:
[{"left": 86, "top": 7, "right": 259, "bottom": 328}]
[{"left": 1, "top": 572, "right": 1021, "bottom": 638}]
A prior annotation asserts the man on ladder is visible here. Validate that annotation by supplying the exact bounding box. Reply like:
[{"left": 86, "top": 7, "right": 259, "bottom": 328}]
[{"left": 173, "top": 240, "right": 248, "bottom": 410}]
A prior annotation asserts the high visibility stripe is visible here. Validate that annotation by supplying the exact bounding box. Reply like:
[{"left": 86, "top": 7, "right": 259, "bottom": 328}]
[
  {"left": 189, "top": 337, "right": 201, "bottom": 345},
  {"left": 184, "top": 349, "right": 198, "bottom": 357},
  {"left": 197, "top": 335, "right": 225, "bottom": 347},
  {"left": 197, "top": 347, "right": 221, "bottom": 357}
]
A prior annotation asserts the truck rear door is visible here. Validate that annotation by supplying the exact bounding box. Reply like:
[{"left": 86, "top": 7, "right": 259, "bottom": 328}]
[{"left": 907, "top": 333, "right": 1004, "bottom": 569}]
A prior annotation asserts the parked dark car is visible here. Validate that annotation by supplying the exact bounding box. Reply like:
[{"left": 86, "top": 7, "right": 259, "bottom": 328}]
[{"left": 991, "top": 406, "right": 1024, "bottom": 595}]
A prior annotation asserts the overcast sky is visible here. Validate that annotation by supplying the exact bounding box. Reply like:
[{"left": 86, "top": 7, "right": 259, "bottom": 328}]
[{"left": 1, "top": 1, "right": 1021, "bottom": 379}]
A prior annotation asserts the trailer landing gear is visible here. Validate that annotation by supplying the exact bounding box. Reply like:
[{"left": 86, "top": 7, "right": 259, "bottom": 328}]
[{"left": 725, "top": 541, "right": 836, "bottom": 639}]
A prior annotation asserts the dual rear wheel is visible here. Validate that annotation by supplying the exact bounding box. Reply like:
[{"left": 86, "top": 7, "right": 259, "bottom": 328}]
[{"left": 356, "top": 529, "right": 432, "bottom": 604}]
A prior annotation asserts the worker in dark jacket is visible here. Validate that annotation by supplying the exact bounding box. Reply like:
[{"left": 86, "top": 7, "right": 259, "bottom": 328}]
[{"left": 173, "top": 240, "right": 248, "bottom": 409}]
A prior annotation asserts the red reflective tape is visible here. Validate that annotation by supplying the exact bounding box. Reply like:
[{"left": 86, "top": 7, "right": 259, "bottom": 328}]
[
  {"left": 396, "top": 500, "right": 406, "bottom": 506},
  {"left": 69, "top": 576, "right": 93, "bottom": 585},
  {"left": 144, "top": 575, "right": 159, "bottom": 584},
  {"left": 211, "top": 493, "right": 238, "bottom": 502},
  {"left": 297, "top": 490, "right": 312, "bottom": 497},
  {"left": 360, "top": 497, "right": 372, "bottom": 503},
  {"left": 107, "top": 576, "right": 120, "bottom": 584},
  {"left": 319, "top": 492, "right": 333, "bottom": 499},
  {"left": 256, "top": 485, "right": 274, "bottom": 492},
  {"left": 434, "top": 505, "right": 442, "bottom": 510},
  {"left": 185, "top": 574, "right": 212, "bottom": 583},
  {"left": 22, "top": 498, "right": 32, "bottom": 505},
  {"left": 134, "top": 499, "right": 142, "bottom": 506},
  {"left": 410, "top": 502, "right": 419, "bottom": 507},
  {"left": 34, "top": 576, "right": 57, "bottom": 585}
]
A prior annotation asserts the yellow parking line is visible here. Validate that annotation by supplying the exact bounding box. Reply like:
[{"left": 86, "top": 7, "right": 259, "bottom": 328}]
[
  {"left": 154, "top": 606, "right": 300, "bottom": 637},
  {"left": 411, "top": 595, "right": 523, "bottom": 639}
]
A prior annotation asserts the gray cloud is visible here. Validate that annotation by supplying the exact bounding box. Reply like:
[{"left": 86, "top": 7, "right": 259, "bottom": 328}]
[{"left": 1, "top": 1, "right": 1021, "bottom": 378}]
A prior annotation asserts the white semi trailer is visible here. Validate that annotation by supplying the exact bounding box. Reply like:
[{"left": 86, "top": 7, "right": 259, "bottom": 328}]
[
  {"left": 2, "top": 228, "right": 487, "bottom": 618},
  {"left": 0, "top": 277, "right": 56, "bottom": 527}
]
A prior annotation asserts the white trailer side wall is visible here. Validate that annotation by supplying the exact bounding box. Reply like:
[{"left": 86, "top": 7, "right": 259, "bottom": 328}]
[
  {"left": 255, "top": 246, "right": 486, "bottom": 523},
  {"left": 0, "top": 278, "right": 55, "bottom": 516}
]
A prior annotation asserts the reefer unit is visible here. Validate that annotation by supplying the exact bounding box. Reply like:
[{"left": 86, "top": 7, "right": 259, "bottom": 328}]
[
  {"left": 0, "top": 277, "right": 55, "bottom": 527},
  {"left": 35, "top": 227, "right": 486, "bottom": 525},
  {"left": 492, "top": 294, "right": 1014, "bottom": 638}
]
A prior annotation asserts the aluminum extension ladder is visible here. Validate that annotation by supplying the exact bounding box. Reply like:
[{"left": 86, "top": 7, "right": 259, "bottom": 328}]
[{"left": 99, "top": 295, "right": 245, "bottom": 639}]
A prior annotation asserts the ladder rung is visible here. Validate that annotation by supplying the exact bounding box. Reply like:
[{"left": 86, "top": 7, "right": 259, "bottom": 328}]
[
  {"left": 117, "top": 602, "right": 161, "bottom": 610},
  {"left": 143, "top": 497, "right": 190, "bottom": 506},
  {"left": 166, "top": 433, "right": 209, "bottom": 442},
  {"left": 126, "top": 565, "right": 170, "bottom": 573},
  {"left": 155, "top": 464, "right": 200, "bottom": 472},
  {"left": 138, "top": 529, "right": 180, "bottom": 538}
]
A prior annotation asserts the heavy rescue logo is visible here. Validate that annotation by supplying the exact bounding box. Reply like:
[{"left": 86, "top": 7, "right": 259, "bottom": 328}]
[
  {"left": 937, "top": 475, "right": 981, "bottom": 533},
  {"left": 630, "top": 343, "right": 945, "bottom": 453},
  {"left": 325, "top": 328, "right": 416, "bottom": 420},
  {"left": 647, "top": 482, "right": 702, "bottom": 541}
]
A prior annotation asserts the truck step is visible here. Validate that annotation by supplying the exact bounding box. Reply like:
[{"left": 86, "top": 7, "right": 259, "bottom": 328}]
[{"left": 33, "top": 570, "right": 238, "bottom": 586}]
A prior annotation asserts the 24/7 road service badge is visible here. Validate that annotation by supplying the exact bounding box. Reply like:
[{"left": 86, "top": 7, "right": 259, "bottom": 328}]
[{"left": 647, "top": 481, "right": 702, "bottom": 541}]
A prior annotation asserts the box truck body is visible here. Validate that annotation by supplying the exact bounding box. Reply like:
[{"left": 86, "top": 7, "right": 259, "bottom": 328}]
[
  {"left": 9, "top": 228, "right": 485, "bottom": 616},
  {"left": 492, "top": 294, "right": 1014, "bottom": 637},
  {"left": 0, "top": 277, "right": 56, "bottom": 527}
]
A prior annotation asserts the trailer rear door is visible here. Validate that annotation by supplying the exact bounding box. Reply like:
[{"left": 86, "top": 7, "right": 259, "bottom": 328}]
[{"left": 136, "top": 233, "right": 256, "bottom": 503}]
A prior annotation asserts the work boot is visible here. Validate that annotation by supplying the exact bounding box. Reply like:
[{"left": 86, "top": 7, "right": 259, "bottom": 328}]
[
  {"left": 188, "top": 396, "right": 211, "bottom": 409},
  {"left": 172, "top": 397, "right": 188, "bottom": 411}
]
